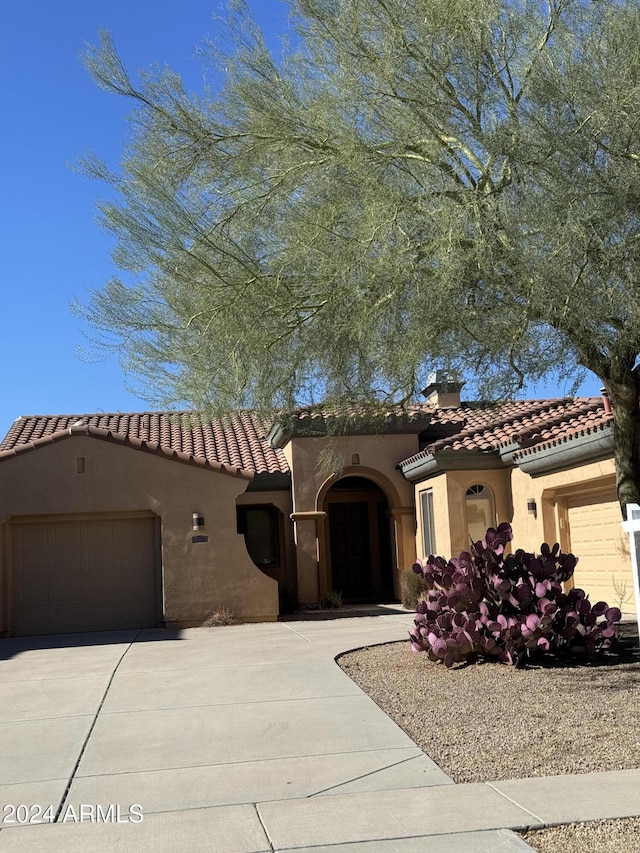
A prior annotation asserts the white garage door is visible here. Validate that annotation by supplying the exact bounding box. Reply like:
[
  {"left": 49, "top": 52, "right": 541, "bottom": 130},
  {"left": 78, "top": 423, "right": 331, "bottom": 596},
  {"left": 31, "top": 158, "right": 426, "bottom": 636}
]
[
  {"left": 567, "top": 490, "right": 632, "bottom": 608},
  {"left": 11, "top": 516, "right": 159, "bottom": 636}
]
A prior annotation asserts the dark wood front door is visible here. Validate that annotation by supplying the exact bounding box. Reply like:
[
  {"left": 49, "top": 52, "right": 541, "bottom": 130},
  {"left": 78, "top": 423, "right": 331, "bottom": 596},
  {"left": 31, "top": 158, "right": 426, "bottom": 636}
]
[
  {"left": 328, "top": 501, "right": 372, "bottom": 600},
  {"left": 326, "top": 477, "right": 394, "bottom": 602}
]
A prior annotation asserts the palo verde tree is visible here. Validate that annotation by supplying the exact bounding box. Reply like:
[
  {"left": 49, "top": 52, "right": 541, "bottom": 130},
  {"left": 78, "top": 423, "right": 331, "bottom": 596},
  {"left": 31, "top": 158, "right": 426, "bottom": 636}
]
[{"left": 78, "top": 0, "right": 640, "bottom": 511}]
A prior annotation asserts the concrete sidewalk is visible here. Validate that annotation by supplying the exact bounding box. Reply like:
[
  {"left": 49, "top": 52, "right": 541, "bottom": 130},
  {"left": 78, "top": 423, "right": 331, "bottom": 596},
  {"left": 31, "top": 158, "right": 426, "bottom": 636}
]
[{"left": 0, "top": 613, "right": 638, "bottom": 851}]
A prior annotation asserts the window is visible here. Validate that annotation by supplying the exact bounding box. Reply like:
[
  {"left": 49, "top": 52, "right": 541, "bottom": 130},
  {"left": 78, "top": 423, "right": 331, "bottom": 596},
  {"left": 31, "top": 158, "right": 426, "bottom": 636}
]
[
  {"left": 420, "top": 490, "right": 436, "bottom": 557},
  {"left": 237, "top": 506, "right": 281, "bottom": 568},
  {"left": 465, "top": 484, "right": 495, "bottom": 544}
]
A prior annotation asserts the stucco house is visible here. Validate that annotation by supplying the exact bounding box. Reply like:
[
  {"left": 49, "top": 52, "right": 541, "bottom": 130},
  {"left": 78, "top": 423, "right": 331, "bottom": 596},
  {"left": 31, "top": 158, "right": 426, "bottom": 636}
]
[{"left": 0, "top": 374, "right": 633, "bottom": 636}]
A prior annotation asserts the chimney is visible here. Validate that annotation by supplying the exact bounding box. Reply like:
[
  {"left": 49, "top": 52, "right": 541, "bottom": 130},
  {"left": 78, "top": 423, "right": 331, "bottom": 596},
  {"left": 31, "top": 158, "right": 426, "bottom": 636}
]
[
  {"left": 422, "top": 370, "right": 464, "bottom": 408},
  {"left": 601, "top": 387, "right": 612, "bottom": 415}
]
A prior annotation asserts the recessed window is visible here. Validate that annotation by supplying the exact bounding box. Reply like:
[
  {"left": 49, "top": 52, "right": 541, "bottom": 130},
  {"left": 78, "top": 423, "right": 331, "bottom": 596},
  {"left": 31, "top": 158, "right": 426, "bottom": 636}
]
[
  {"left": 420, "top": 490, "right": 436, "bottom": 557},
  {"left": 237, "top": 506, "right": 281, "bottom": 568},
  {"left": 466, "top": 484, "right": 495, "bottom": 544}
]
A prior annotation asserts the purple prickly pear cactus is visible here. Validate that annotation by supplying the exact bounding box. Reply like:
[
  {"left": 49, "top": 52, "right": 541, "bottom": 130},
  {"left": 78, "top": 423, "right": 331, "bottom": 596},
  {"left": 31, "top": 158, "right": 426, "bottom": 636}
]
[{"left": 409, "top": 523, "right": 622, "bottom": 667}]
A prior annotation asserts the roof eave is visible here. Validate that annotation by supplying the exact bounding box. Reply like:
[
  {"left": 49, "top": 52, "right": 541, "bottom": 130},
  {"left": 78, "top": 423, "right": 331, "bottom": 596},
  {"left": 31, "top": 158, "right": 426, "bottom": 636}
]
[
  {"left": 498, "top": 441, "right": 523, "bottom": 465},
  {"left": 400, "top": 449, "right": 504, "bottom": 482},
  {"left": 268, "top": 412, "right": 432, "bottom": 448},
  {"left": 245, "top": 471, "right": 292, "bottom": 491},
  {"left": 514, "top": 425, "right": 615, "bottom": 475}
]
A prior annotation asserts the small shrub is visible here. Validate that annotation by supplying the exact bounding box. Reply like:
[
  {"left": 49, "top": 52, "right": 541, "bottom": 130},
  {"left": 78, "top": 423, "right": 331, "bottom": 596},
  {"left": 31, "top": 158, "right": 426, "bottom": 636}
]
[
  {"left": 409, "top": 523, "right": 621, "bottom": 667},
  {"left": 319, "top": 589, "right": 343, "bottom": 609},
  {"left": 400, "top": 569, "right": 431, "bottom": 609},
  {"left": 201, "top": 607, "right": 235, "bottom": 627}
]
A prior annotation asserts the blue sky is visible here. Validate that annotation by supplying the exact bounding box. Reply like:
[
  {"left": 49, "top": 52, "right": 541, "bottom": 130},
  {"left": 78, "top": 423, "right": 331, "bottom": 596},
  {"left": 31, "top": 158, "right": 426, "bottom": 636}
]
[{"left": 0, "top": 1, "right": 601, "bottom": 441}]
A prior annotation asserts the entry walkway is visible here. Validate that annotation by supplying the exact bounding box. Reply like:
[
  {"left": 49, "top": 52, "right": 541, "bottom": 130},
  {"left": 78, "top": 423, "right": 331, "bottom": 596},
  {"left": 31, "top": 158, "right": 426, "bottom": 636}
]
[{"left": 0, "top": 614, "right": 638, "bottom": 851}]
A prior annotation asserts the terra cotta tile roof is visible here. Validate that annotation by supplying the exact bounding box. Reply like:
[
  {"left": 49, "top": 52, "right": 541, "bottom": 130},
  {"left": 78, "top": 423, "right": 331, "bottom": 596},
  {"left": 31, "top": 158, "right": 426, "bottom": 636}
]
[
  {"left": 400, "top": 397, "right": 613, "bottom": 467},
  {"left": 513, "top": 402, "right": 614, "bottom": 459},
  {"left": 0, "top": 412, "right": 289, "bottom": 480},
  {"left": 0, "top": 398, "right": 613, "bottom": 477}
]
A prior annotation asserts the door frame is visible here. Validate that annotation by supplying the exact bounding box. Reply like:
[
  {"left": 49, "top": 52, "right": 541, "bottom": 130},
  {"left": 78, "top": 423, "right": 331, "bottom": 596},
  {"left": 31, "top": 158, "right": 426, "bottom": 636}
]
[{"left": 318, "top": 469, "right": 399, "bottom": 601}]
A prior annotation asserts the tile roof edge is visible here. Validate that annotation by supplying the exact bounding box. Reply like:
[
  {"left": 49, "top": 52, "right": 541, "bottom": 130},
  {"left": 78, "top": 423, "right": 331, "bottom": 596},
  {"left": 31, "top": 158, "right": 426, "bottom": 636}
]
[
  {"left": 513, "top": 417, "right": 615, "bottom": 459},
  {"left": 398, "top": 398, "right": 609, "bottom": 468},
  {"left": 0, "top": 425, "right": 255, "bottom": 481}
]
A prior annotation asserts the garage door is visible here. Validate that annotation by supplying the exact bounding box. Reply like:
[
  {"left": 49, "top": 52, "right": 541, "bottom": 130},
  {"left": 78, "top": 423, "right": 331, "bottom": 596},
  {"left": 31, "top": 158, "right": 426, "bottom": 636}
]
[
  {"left": 11, "top": 517, "right": 159, "bottom": 636},
  {"left": 567, "top": 490, "right": 632, "bottom": 608}
]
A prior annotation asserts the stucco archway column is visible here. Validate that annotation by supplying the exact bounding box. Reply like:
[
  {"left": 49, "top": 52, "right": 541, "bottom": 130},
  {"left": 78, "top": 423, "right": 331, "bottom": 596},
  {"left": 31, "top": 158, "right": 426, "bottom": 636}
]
[
  {"left": 389, "top": 507, "right": 417, "bottom": 598},
  {"left": 290, "top": 511, "right": 327, "bottom": 605}
]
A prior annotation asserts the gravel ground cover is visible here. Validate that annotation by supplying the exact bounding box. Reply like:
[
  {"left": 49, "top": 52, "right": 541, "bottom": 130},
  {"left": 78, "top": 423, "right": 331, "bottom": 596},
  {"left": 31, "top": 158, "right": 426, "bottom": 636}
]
[
  {"left": 519, "top": 817, "right": 640, "bottom": 852},
  {"left": 338, "top": 624, "right": 640, "bottom": 852}
]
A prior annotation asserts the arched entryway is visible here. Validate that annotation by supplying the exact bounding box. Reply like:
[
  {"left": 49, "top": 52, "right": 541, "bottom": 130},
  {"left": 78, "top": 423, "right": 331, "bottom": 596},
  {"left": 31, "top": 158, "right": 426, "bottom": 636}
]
[{"left": 324, "top": 476, "right": 395, "bottom": 602}]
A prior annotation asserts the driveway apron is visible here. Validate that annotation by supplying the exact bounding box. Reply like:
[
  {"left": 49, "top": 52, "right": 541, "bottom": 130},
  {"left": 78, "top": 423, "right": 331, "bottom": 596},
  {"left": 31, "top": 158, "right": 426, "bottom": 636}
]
[{"left": 0, "top": 615, "right": 542, "bottom": 851}]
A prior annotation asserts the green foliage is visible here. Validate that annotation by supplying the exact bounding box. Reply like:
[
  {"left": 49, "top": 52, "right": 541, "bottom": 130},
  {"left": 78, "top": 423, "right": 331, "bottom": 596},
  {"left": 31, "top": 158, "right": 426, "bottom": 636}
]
[{"left": 77, "top": 1, "right": 640, "bottom": 504}]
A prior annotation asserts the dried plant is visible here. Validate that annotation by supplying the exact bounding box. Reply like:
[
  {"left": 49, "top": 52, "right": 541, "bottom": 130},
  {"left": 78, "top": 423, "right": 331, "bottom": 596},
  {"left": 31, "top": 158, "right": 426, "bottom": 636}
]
[{"left": 201, "top": 608, "right": 235, "bottom": 627}]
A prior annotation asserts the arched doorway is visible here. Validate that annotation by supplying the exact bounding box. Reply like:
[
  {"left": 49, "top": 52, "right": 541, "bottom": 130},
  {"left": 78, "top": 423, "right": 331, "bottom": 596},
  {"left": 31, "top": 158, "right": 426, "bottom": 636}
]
[{"left": 324, "top": 476, "right": 394, "bottom": 602}]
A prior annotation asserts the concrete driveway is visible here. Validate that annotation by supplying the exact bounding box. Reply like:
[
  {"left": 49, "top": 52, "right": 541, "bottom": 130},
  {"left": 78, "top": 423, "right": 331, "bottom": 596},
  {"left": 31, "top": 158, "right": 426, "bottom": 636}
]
[{"left": 0, "top": 614, "right": 540, "bottom": 851}]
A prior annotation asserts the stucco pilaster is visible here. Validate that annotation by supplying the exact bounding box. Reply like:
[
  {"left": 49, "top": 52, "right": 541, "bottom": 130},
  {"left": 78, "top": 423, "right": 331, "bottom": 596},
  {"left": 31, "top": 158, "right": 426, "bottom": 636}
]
[
  {"left": 389, "top": 507, "right": 416, "bottom": 598},
  {"left": 290, "top": 511, "right": 326, "bottom": 604}
]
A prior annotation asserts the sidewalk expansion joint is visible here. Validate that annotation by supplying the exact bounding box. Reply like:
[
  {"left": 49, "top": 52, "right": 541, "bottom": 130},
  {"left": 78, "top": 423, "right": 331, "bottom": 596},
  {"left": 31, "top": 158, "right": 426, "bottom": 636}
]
[
  {"left": 257, "top": 827, "right": 538, "bottom": 851},
  {"left": 53, "top": 629, "right": 143, "bottom": 823},
  {"left": 254, "top": 803, "right": 276, "bottom": 852},
  {"left": 279, "top": 624, "right": 313, "bottom": 643},
  {"left": 308, "top": 753, "right": 432, "bottom": 797},
  {"left": 485, "top": 781, "right": 545, "bottom": 827},
  {"left": 97, "top": 691, "right": 360, "bottom": 715},
  {"left": 71, "top": 745, "right": 419, "bottom": 781}
]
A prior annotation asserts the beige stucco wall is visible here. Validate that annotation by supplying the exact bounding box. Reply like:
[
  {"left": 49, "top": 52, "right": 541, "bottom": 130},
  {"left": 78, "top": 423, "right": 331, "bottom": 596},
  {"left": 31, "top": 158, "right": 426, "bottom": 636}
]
[
  {"left": 0, "top": 436, "right": 278, "bottom": 634},
  {"left": 413, "top": 460, "right": 624, "bottom": 560},
  {"left": 286, "top": 434, "right": 419, "bottom": 604},
  {"left": 412, "top": 457, "right": 633, "bottom": 612},
  {"left": 511, "top": 458, "right": 633, "bottom": 611},
  {"left": 445, "top": 469, "right": 513, "bottom": 556},
  {"left": 414, "top": 468, "right": 512, "bottom": 561},
  {"left": 510, "top": 458, "right": 618, "bottom": 551}
]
